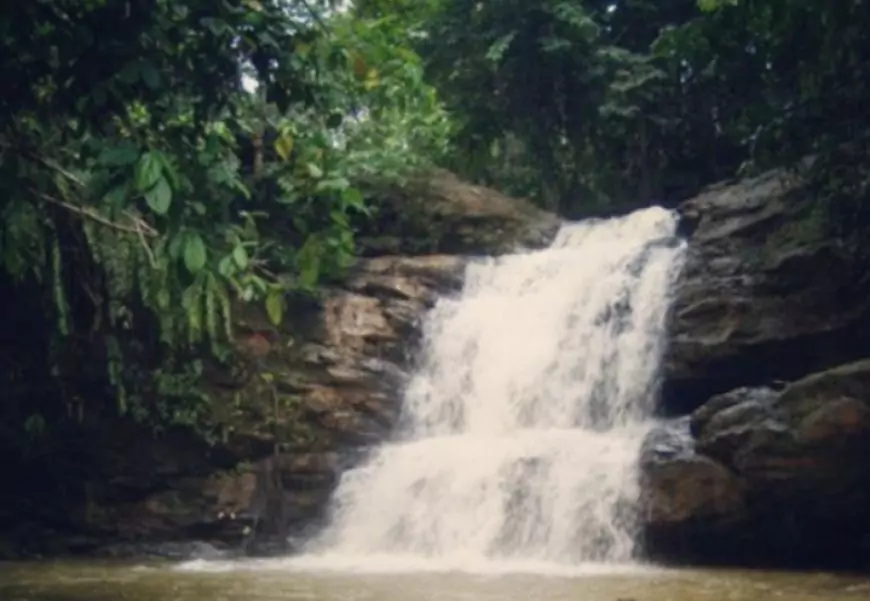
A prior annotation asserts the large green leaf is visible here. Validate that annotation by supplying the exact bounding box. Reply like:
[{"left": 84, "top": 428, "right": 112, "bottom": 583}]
[
  {"left": 98, "top": 143, "right": 140, "bottom": 167},
  {"left": 183, "top": 232, "right": 207, "bottom": 273},
  {"left": 135, "top": 152, "right": 163, "bottom": 192},
  {"left": 265, "top": 290, "right": 285, "bottom": 326},
  {"left": 232, "top": 244, "right": 249, "bottom": 269},
  {"left": 145, "top": 176, "right": 172, "bottom": 215}
]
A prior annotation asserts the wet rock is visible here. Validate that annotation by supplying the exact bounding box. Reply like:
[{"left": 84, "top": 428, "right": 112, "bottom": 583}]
[
  {"left": 695, "top": 398, "right": 786, "bottom": 466},
  {"left": 643, "top": 359, "right": 870, "bottom": 569},
  {"left": 643, "top": 454, "right": 746, "bottom": 528},
  {"left": 641, "top": 419, "right": 746, "bottom": 526},
  {"left": 95, "top": 540, "right": 233, "bottom": 560},
  {"left": 689, "top": 386, "right": 779, "bottom": 437},
  {"left": 662, "top": 169, "right": 870, "bottom": 414}
]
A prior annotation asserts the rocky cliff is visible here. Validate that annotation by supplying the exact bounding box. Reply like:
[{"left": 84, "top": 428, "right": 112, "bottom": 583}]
[
  {"left": 645, "top": 169, "right": 870, "bottom": 569},
  {"left": 662, "top": 169, "right": 870, "bottom": 414}
]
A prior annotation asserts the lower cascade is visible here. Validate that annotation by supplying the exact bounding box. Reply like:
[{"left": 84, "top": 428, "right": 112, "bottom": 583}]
[{"left": 305, "top": 207, "right": 686, "bottom": 570}]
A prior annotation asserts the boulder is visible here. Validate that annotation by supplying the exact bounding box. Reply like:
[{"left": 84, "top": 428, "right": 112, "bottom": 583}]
[
  {"left": 641, "top": 418, "right": 747, "bottom": 526},
  {"left": 642, "top": 360, "right": 870, "bottom": 569},
  {"left": 662, "top": 169, "right": 870, "bottom": 414},
  {"left": 356, "top": 169, "right": 561, "bottom": 256}
]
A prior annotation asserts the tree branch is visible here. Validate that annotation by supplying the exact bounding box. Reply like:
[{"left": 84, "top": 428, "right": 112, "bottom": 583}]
[{"left": 30, "top": 188, "right": 158, "bottom": 237}]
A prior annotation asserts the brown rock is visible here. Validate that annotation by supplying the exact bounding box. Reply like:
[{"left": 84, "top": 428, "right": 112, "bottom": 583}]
[
  {"left": 798, "top": 398, "right": 870, "bottom": 444},
  {"left": 643, "top": 454, "right": 746, "bottom": 524}
]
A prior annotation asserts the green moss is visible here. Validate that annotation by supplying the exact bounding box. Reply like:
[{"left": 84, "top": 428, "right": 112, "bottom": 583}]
[{"left": 760, "top": 202, "right": 828, "bottom": 268}]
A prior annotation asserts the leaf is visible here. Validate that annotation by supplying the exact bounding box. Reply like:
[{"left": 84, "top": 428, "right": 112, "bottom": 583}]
[
  {"left": 155, "top": 152, "right": 181, "bottom": 189},
  {"left": 103, "top": 184, "right": 128, "bottom": 207},
  {"left": 315, "top": 176, "right": 350, "bottom": 193},
  {"left": 329, "top": 209, "right": 349, "bottom": 227},
  {"left": 363, "top": 68, "right": 380, "bottom": 90},
  {"left": 306, "top": 162, "right": 323, "bottom": 179},
  {"left": 98, "top": 143, "right": 140, "bottom": 167},
  {"left": 167, "top": 230, "right": 186, "bottom": 259},
  {"left": 183, "top": 233, "right": 207, "bottom": 273},
  {"left": 141, "top": 62, "right": 161, "bottom": 89},
  {"left": 326, "top": 113, "right": 343, "bottom": 128},
  {"left": 341, "top": 186, "right": 366, "bottom": 210},
  {"left": 232, "top": 244, "right": 249, "bottom": 269},
  {"left": 156, "top": 288, "right": 171, "bottom": 309},
  {"left": 145, "top": 176, "right": 172, "bottom": 214},
  {"left": 274, "top": 133, "right": 294, "bottom": 160},
  {"left": 486, "top": 32, "right": 516, "bottom": 63},
  {"left": 697, "top": 0, "right": 737, "bottom": 11},
  {"left": 218, "top": 255, "right": 235, "bottom": 277},
  {"left": 297, "top": 236, "right": 322, "bottom": 288},
  {"left": 265, "top": 290, "right": 285, "bottom": 326},
  {"left": 135, "top": 151, "right": 163, "bottom": 192}
]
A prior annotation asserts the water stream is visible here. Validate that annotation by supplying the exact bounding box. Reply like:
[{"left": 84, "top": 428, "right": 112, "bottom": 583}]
[{"left": 298, "top": 207, "right": 684, "bottom": 571}]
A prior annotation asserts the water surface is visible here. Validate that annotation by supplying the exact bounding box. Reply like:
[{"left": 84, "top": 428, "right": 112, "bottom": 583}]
[{"left": 2, "top": 560, "right": 869, "bottom": 601}]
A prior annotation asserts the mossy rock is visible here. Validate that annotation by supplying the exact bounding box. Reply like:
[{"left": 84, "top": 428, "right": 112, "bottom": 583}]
[{"left": 356, "top": 169, "right": 561, "bottom": 256}]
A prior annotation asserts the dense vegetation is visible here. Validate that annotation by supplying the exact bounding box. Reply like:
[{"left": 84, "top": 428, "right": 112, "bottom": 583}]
[
  {"left": 389, "top": 0, "right": 870, "bottom": 217},
  {"left": 1, "top": 0, "right": 449, "bottom": 447},
  {"left": 2, "top": 0, "right": 869, "bottom": 512}
]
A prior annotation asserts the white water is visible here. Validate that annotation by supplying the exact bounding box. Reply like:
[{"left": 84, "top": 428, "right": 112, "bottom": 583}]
[{"left": 280, "top": 206, "right": 686, "bottom": 574}]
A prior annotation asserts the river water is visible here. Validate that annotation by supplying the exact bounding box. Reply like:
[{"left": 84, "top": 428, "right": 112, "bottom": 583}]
[{"left": 2, "top": 560, "right": 870, "bottom": 601}]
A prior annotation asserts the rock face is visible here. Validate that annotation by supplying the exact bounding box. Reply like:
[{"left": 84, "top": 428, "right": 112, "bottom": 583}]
[
  {"left": 355, "top": 169, "right": 561, "bottom": 256},
  {"left": 646, "top": 169, "right": 870, "bottom": 569},
  {"left": 0, "top": 173, "right": 559, "bottom": 559},
  {"left": 643, "top": 360, "right": 870, "bottom": 568},
  {"left": 662, "top": 169, "right": 870, "bottom": 414},
  {"left": 99, "top": 256, "right": 468, "bottom": 557}
]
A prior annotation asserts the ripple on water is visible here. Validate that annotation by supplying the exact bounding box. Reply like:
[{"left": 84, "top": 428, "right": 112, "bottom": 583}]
[{"left": 1, "top": 560, "right": 870, "bottom": 601}]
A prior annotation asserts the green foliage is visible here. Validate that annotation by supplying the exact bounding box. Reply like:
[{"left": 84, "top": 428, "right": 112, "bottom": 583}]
[
  {"left": 364, "top": 0, "right": 703, "bottom": 214},
  {"left": 382, "top": 0, "right": 870, "bottom": 223},
  {"left": 0, "top": 0, "right": 447, "bottom": 436},
  {"left": 697, "top": 0, "right": 738, "bottom": 11},
  {"left": 655, "top": 0, "right": 870, "bottom": 252}
]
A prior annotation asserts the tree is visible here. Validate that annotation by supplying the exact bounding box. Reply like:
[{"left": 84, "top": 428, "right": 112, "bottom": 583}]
[
  {"left": 375, "top": 0, "right": 870, "bottom": 223},
  {"left": 0, "top": 0, "right": 448, "bottom": 432}
]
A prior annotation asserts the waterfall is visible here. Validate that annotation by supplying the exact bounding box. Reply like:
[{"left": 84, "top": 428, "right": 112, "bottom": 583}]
[{"left": 302, "top": 207, "right": 685, "bottom": 572}]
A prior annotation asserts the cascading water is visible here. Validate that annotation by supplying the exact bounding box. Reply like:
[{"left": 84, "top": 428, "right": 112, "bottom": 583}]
[{"left": 301, "top": 207, "right": 685, "bottom": 572}]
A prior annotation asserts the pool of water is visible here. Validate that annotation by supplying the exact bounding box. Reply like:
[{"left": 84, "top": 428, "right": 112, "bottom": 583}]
[{"left": 2, "top": 559, "right": 869, "bottom": 601}]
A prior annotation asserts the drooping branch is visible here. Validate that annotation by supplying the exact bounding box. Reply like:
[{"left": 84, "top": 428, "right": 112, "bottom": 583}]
[{"left": 30, "top": 188, "right": 158, "bottom": 238}]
